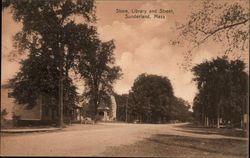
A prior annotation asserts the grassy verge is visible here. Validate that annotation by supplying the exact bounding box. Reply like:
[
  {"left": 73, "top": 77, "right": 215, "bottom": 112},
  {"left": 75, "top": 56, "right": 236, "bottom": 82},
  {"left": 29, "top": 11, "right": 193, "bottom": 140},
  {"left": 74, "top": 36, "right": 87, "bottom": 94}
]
[{"left": 103, "top": 125, "right": 248, "bottom": 157}]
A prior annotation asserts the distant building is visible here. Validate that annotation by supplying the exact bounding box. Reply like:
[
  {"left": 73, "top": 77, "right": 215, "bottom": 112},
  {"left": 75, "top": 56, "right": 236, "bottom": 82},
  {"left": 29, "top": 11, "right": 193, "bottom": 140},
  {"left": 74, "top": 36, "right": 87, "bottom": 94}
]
[
  {"left": 97, "top": 105, "right": 110, "bottom": 121},
  {"left": 1, "top": 84, "right": 79, "bottom": 125},
  {"left": 97, "top": 95, "right": 117, "bottom": 121}
]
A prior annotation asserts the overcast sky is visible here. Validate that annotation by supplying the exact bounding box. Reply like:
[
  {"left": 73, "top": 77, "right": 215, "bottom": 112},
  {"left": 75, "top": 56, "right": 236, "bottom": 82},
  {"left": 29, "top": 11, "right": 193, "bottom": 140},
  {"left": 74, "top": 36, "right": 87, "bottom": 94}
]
[{"left": 2, "top": 0, "right": 249, "bottom": 104}]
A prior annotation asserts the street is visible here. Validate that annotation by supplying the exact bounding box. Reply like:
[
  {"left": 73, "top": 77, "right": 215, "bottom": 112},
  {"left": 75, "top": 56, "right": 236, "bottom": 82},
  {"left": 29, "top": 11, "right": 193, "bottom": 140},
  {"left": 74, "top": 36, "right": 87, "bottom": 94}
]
[{"left": 0, "top": 123, "right": 248, "bottom": 157}]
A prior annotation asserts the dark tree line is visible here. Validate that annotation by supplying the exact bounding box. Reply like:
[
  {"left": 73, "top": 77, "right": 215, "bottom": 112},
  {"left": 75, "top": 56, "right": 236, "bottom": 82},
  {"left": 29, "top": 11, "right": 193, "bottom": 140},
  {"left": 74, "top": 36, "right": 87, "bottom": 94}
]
[
  {"left": 192, "top": 56, "right": 248, "bottom": 128},
  {"left": 171, "top": 96, "right": 193, "bottom": 122},
  {"left": 115, "top": 73, "right": 192, "bottom": 123},
  {"left": 114, "top": 94, "right": 128, "bottom": 122}
]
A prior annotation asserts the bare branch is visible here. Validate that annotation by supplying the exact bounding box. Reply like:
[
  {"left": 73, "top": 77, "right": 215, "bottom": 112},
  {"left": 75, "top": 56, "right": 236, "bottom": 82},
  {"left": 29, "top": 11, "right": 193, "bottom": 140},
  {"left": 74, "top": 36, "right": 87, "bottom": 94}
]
[{"left": 200, "top": 18, "right": 249, "bottom": 45}]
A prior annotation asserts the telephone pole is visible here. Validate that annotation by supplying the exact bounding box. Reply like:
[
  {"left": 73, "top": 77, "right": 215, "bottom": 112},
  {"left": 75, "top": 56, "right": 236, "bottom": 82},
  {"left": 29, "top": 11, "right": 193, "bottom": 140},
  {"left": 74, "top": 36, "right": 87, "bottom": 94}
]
[
  {"left": 125, "top": 95, "right": 128, "bottom": 123},
  {"left": 58, "top": 45, "right": 64, "bottom": 128},
  {"left": 58, "top": 71, "right": 64, "bottom": 128}
]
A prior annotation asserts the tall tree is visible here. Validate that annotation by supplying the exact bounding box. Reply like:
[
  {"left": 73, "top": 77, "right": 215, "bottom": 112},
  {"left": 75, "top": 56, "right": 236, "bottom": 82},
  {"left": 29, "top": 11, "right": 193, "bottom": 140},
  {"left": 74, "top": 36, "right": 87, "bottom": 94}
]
[
  {"left": 192, "top": 56, "right": 248, "bottom": 128},
  {"left": 128, "top": 73, "right": 174, "bottom": 123},
  {"left": 3, "top": 0, "right": 97, "bottom": 126},
  {"left": 77, "top": 39, "right": 122, "bottom": 121}
]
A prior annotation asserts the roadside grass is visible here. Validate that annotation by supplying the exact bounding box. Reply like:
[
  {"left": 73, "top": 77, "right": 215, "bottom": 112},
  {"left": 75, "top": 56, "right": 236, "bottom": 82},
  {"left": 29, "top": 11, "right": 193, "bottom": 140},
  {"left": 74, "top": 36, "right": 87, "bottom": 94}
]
[
  {"left": 103, "top": 125, "right": 248, "bottom": 157},
  {"left": 177, "top": 124, "right": 248, "bottom": 138}
]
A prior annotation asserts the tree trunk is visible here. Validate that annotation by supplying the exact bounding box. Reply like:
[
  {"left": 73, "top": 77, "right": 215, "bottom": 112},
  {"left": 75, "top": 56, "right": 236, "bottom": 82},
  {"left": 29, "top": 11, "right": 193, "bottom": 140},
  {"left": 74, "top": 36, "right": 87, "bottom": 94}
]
[
  {"left": 58, "top": 72, "right": 64, "bottom": 128},
  {"left": 92, "top": 80, "right": 99, "bottom": 123},
  {"left": 216, "top": 115, "right": 220, "bottom": 128},
  {"left": 216, "top": 100, "right": 222, "bottom": 128},
  {"left": 80, "top": 108, "right": 83, "bottom": 124},
  {"left": 216, "top": 108, "right": 220, "bottom": 128},
  {"left": 58, "top": 46, "right": 64, "bottom": 128},
  {"left": 205, "top": 116, "right": 209, "bottom": 127},
  {"left": 242, "top": 97, "right": 246, "bottom": 130},
  {"left": 202, "top": 106, "right": 205, "bottom": 126},
  {"left": 125, "top": 97, "right": 128, "bottom": 123},
  {"left": 92, "top": 99, "right": 97, "bottom": 123}
]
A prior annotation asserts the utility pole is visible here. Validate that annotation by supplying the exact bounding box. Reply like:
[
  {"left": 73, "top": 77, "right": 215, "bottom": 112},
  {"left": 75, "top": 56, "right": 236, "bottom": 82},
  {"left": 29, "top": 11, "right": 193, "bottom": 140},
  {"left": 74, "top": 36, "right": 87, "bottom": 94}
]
[
  {"left": 58, "top": 44, "right": 64, "bottom": 128},
  {"left": 58, "top": 71, "right": 64, "bottom": 128},
  {"left": 125, "top": 95, "right": 128, "bottom": 123}
]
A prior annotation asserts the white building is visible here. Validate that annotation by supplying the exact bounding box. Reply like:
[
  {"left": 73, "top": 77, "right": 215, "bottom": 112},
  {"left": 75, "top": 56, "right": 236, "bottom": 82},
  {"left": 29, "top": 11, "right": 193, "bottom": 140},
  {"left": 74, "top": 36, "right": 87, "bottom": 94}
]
[{"left": 97, "top": 95, "right": 117, "bottom": 121}]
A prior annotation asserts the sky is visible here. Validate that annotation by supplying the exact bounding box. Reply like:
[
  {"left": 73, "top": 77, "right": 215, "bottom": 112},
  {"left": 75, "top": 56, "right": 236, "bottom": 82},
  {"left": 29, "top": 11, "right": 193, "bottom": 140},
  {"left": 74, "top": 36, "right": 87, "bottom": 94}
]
[{"left": 2, "top": 0, "right": 249, "bottom": 105}]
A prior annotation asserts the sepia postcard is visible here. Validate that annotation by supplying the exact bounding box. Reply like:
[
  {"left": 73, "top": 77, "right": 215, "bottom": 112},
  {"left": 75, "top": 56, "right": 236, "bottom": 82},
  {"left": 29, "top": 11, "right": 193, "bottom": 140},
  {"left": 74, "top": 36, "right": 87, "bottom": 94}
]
[{"left": 1, "top": 0, "right": 249, "bottom": 157}]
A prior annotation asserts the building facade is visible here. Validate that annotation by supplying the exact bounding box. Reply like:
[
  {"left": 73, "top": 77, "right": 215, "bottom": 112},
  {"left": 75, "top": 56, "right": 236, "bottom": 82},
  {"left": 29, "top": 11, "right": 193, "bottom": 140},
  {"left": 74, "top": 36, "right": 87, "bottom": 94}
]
[
  {"left": 97, "top": 95, "right": 117, "bottom": 121},
  {"left": 1, "top": 84, "right": 79, "bottom": 126}
]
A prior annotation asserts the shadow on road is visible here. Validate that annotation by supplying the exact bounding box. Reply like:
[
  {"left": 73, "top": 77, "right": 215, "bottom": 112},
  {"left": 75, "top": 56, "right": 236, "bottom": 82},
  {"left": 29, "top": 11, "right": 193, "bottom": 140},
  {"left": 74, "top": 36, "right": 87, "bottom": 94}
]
[
  {"left": 176, "top": 123, "right": 247, "bottom": 138},
  {"left": 103, "top": 132, "right": 248, "bottom": 157},
  {"left": 102, "top": 123, "right": 248, "bottom": 157},
  {"left": 146, "top": 134, "right": 247, "bottom": 157}
]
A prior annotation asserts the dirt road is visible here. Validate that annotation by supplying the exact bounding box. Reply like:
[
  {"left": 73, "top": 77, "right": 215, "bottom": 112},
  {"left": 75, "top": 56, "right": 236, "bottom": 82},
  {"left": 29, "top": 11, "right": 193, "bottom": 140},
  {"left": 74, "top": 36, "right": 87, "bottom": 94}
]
[{"left": 0, "top": 123, "right": 248, "bottom": 157}]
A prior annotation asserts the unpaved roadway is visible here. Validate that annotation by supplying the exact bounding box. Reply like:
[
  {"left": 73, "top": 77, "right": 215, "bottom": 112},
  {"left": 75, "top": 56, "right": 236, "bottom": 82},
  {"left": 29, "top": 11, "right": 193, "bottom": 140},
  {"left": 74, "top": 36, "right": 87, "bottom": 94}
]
[{"left": 0, "top": 123, "right": 247, "bottom": 156}]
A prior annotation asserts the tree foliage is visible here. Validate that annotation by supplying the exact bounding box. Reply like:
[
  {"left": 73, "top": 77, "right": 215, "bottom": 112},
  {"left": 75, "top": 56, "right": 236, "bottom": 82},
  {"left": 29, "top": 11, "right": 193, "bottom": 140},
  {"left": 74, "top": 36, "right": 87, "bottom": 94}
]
[
  {"left": 126, "top": 73, "right": 192, "bottom": 123},
  {"left": 114, "top": 93, "right": 128, "bottom": 122},
  {"left": 3, "top": 1, "right": 122, "bottom": 124},
  {"left": 172, "top": 0, "right": 249, "bottom": 70},
  {"left": 77, "top": 39, "right": 122, "bottom": 120},
  {"left": 171, "top": 96, "right": 193, "bottom": 122},
  {"left": 3, "top": 0, "right": 97, "bottom": 118},
  {"left": 192, "top": 56, "right": 248, "bottom": 127}
]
